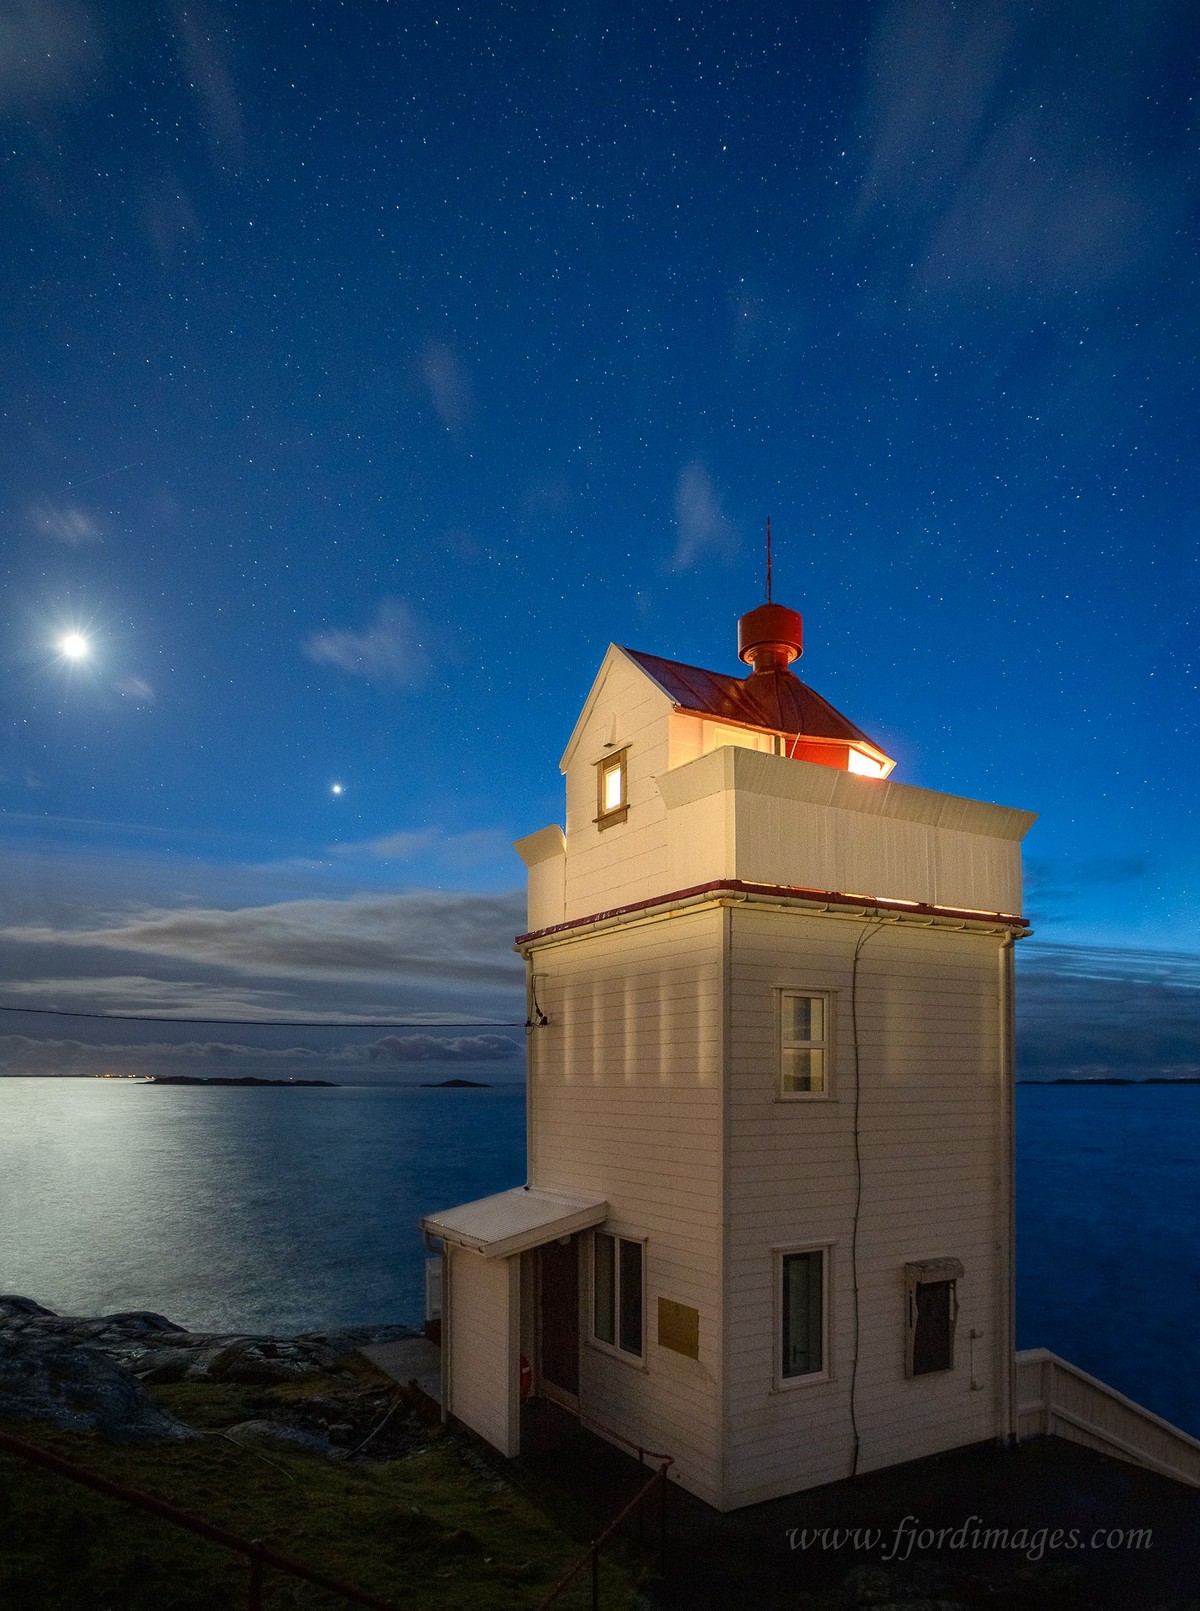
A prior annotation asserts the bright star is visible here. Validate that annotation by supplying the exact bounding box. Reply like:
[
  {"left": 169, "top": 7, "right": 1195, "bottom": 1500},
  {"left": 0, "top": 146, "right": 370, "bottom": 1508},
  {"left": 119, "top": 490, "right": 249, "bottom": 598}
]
[
  {"left": 331, "top": 783, "right": 344, "bottom": 795},
  {"left": 59, "top": 632, "right": 89, "bottom": 660}
]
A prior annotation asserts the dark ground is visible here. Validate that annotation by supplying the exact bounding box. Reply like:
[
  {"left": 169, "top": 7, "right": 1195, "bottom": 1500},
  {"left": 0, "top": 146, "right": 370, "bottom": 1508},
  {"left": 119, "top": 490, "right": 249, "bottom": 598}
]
[{"left": 508, "top": 1411, "right": 1200, "bottom": 1610}]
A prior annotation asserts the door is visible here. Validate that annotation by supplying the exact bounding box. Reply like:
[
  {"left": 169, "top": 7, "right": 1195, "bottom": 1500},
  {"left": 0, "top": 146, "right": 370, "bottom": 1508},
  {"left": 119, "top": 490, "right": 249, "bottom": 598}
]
[{"left": 539, "top": 1236, "right": 580, "bottom": 1402}]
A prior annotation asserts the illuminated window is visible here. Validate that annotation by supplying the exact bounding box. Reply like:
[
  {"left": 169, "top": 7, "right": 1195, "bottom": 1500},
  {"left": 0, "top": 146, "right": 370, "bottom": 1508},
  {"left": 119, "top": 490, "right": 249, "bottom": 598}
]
[
  {"left": 779, "top": 1248, "right": 827, "bottom": 1381},
  {"left": 779, "top": 991, "right": 831, "bottom": 1097},
  {"left": 592, "top": 1231, "right": 643, "bottom": 1357},
  {"left": 595, "top": 748, "right": 628, "bottom": 827},
  {"left": 847, "top": 749, "right": 885, "bottom": 778}
]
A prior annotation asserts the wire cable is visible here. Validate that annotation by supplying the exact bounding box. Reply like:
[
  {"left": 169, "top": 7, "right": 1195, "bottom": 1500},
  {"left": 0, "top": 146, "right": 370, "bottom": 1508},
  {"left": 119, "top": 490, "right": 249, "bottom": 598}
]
[
  {"left": 0, "top": 1002, "right": 523, "bottom": 1029},
  {"left": 848, "top": 919, "right": 889, "bottom": 1479}
]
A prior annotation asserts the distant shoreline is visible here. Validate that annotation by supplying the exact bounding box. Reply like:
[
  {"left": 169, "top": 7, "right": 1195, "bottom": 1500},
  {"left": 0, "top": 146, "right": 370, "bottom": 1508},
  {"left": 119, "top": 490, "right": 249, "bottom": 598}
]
[
  {"left": 146, "top": 1076, "right": 338, "bottom": 1088},
  {"left": 1018, "top": 1077, "right": 1200, "bottom": 1085}
]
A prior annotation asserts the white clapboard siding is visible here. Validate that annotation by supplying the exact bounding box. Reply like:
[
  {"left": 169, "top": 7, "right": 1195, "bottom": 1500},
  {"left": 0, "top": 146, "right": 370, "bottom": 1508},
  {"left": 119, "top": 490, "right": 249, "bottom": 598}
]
[
  {"left": 447, "top": 1248, "right": 519, "bottom": 1457},
  {"left": 1016, "top": 1350, "right": 1200, "bottom": 1487},
  {"left": 720, "top": 905, "right": 1011, "bottom": 1508},
  {"left": 527, "top": 904, "right": 725, "bottom": 1505},
  {"left": 561, "top": 649, "right": 675, "bottom": 920}
]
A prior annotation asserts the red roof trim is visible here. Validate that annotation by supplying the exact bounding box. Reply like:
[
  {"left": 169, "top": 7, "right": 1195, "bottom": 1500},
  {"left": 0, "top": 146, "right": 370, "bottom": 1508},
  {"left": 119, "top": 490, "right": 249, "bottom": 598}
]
[{"left": 515, "top": 880, "right": 1029, "bottom": 947}]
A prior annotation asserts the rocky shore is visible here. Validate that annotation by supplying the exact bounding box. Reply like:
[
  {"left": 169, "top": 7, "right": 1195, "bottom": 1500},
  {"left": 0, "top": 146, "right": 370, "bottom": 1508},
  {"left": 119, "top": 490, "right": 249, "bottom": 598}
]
[{"left": 0, "top": 1295, "right": 422, "bottom": 1454}]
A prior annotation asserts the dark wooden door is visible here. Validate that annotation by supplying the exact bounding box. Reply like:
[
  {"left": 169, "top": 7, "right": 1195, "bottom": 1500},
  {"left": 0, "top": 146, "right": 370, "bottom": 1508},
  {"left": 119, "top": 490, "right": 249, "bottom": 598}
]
[{"left": 539, "top": 1237, "right": 579, "bottom": 1398}]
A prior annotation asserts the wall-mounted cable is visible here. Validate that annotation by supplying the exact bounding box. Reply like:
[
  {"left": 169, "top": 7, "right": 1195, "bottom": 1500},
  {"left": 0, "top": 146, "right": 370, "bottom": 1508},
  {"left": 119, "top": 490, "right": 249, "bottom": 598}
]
[{"left": 848, "top": 918, "right": 889, "bottom": 1479}]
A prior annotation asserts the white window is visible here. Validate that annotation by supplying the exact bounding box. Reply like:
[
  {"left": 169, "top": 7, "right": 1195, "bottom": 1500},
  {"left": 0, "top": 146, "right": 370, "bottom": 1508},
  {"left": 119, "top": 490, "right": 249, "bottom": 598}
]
[
  {"left": 779, "top": 990, "right": 832, "bottom": 1097},
  {"left": 592, "top": 1231, "right": 644, "bottom": 1357},
  {"left": 778, "top": 1247, "right": 828, "bottom": 1383}
]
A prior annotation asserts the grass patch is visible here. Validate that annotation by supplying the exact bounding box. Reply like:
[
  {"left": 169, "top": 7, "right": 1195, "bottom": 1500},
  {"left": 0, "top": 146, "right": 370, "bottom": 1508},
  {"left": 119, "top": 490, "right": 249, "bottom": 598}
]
[{"left": 0, "top": 1396, "right": 640, "bottom": 1610}]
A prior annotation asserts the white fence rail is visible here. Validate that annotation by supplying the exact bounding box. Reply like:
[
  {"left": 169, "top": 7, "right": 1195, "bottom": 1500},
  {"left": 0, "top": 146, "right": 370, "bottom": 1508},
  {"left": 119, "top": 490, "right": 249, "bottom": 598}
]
[{"left": 1016, "top": 1348, "right": 1200, "bottom": 1488}]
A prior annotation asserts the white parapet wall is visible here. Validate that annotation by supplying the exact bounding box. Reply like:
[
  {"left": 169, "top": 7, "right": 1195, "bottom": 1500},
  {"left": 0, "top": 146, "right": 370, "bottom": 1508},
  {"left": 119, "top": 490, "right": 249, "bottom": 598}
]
[{"left": 1016, "top": 1348, "right": 1200, "bottom": 1488}]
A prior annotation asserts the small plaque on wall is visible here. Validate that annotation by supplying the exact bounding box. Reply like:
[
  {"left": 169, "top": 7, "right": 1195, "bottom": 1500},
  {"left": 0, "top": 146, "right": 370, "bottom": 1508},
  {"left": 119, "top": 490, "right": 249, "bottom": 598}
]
[{"left": 657, "top": 1298, "right": 700, "bottom": 1359}]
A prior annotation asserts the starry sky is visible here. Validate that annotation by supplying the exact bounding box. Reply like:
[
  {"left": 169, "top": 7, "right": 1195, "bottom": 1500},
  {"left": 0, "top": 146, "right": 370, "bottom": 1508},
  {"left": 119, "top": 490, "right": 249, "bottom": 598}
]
[{"left": 1, "top": 0, "right": 1197, "bottom": 1080}]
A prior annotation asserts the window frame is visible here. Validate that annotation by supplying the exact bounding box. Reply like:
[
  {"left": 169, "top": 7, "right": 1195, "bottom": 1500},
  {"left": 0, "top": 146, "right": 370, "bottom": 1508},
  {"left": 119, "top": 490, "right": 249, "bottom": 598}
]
[
  {"left": 589, "top": 1229, "right": 646, "bottom": 1363},
  {"left": 774, "top": 1243, "right": 832, "bottom": 1389},
  {"left": 776, "top": 987, "right": 835, "bottom": 1101},
  {"left": 594, "top": 747, "right": 629, "bottom": 829}
]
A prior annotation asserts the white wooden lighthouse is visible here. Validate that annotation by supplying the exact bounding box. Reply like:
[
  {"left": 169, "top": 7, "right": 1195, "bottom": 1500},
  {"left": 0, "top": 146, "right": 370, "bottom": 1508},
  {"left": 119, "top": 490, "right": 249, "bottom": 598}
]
[{"left": 422, "top": 596, "right": 1035, "bottom": 1510}]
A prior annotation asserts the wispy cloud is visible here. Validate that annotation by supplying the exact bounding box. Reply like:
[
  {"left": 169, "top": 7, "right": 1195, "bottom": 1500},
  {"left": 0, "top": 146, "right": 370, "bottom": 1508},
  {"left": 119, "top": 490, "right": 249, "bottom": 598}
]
[
  {"left": 303, "top": 599, "right": 429, "bottom": 685},
  {"left": 171, "top": 0, "right": 243, "bottom": 162},
  {"left": 27, "top": 498, "right": 102, "bottom": 544},
  {"left": 356, "top": 1033, "right": 519, "bottom": 1063},
  {"left": 117, "top": 677, "right": 154, "bottom": 703},
  {"left": 669, "top": 459, "right": 738, "bottom": 572},
  {"left": 418, "top": 340, "right": 472, "bottom": 429},
  {"left": 329, "top": 827, "right": 511, "bottom": 868},
  {"left": 1024, "top": 854, "right": 1150, "bottom": 927},
  {"left": 0, "top": 1029, "right": 521, "bottom": 1076},
  {"left": 1, "top": 890, "right": 526, "bottom": 989},
  {"left": 0, "top": 0, "right": 99, "bottom": 113},
  {"left": 1017, "top": 941, "right": 1200, "bottom": 1081},
  {"left": 855, "top": 0, "right": 1185, "bottom": 296}
]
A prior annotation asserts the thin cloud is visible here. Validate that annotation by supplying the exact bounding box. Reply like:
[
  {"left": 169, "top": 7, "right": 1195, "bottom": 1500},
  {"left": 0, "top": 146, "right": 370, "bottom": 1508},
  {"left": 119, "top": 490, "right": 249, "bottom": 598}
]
[
  {"left": 418, "top": 341, "right": 472, "bottom": 429},
  {"left": 1024, "top": 854, "right": 1150, "bottom": 926},
  {"left": 329, "top": 827, "right": 511, "bottom": 868},
  {"left": 2, "top": 890, "right": 526, "bottom": 988},
  {"left": 356, "top": 1033, "right": 519, "bottom": 1063},
  {"left": 303, "top": 599, "right": 430, "bottom": 686},
  {"left": 854, "top": 0, "right": 1185, "bottom": 296},
  {"left": 0, "top": 0, "right": 98, "bottom": 113},
  {"left": 0, "top": 1029, "right": 521, "bottom": 1075},
  {"left": 1017, "top": 941, "right": 1200, "bottom": 1081},
  {"left": 117, "top": 677, "right": 154, "bottom": 703},
  {"left": 171, "top": 0, "right": 243, "bottom": 161},
  {"left": 27, "top": 498, "right": 102, "bottom": 544},
  {"left": 669, "top": 459, "right": 738, "bottom": 572}
]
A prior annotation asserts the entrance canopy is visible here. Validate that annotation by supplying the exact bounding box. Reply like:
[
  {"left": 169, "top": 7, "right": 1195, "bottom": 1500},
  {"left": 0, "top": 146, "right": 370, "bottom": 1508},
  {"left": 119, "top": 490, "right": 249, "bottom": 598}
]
[{"left": 421, "top": 1186, "right": 608, "bottom": 1260}]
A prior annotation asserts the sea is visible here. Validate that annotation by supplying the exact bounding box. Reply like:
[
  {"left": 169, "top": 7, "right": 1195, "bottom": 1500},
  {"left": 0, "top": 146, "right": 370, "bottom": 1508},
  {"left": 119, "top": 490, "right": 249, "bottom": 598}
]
[{"left": 1, "top": 1077, "right": 1197, "bottom": 1439}]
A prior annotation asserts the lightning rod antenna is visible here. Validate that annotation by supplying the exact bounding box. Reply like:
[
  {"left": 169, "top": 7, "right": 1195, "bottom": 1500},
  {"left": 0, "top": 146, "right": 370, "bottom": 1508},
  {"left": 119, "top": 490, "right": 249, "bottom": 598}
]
[{"left": 766, "top": 516, "right": 773, "bottom": 604}]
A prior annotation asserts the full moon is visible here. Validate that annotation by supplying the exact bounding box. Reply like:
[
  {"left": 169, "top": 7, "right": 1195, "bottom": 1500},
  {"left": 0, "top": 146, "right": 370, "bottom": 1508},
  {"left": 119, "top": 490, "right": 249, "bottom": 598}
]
[{"left": 59, "top": 633, "right": 89, "bottom": 660}]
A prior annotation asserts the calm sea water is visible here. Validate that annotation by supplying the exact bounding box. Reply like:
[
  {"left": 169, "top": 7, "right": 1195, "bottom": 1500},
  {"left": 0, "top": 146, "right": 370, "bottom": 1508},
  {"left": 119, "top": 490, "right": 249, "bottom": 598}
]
[
  {"left": 1015, "top": 1083, "right": 1200, "bottom": 1438},
  {"left": 0, "top": 1078, "right": 527, "bottom": 1335},
  {"left": 2, "top": 1079, "right": 1197, "bottom": 1438}
]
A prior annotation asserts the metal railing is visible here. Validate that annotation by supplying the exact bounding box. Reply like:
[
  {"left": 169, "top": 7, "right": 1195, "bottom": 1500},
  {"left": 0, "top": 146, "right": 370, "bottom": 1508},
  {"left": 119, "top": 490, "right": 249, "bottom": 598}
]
[
  {"left": 0, "top": 1429, "right": 397, "bottom": 1610},
  {"left": 532, "top": 1411, "right": 673, "bottom": 1611}
]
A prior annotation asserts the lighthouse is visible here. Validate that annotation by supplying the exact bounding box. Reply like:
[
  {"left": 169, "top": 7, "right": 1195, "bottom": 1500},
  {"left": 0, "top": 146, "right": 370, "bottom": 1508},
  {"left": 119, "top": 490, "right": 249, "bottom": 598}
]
[{"left": 422, "top": 593, "right": 1035, "bottom": 1510}]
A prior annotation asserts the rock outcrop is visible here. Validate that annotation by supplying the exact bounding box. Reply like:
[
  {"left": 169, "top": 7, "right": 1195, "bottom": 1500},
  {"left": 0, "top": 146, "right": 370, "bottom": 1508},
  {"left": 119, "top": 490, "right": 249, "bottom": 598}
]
[{"left": 0, "top": 1296, "right": 420, "bottom": 1446}]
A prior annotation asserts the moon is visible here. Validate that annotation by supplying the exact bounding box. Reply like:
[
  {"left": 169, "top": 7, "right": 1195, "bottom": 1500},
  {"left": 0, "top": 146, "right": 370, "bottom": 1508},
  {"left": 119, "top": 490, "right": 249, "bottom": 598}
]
[{"left": 59, "top": 632, "right": 89, "bottom": 660}]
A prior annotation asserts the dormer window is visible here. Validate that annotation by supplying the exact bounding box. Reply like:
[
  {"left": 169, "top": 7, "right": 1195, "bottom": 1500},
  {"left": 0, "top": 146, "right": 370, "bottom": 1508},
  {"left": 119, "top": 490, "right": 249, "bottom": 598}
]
[{"left": 595, "top": 748, "right": 628, "bottom": 828}]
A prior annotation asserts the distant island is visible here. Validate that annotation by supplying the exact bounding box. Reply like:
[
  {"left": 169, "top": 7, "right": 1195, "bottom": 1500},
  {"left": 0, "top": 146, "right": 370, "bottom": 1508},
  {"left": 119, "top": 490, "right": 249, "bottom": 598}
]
[
  {"left": 145, "top": 1076, "right": 338, "bottom": 1088},
  {"left": 419, "top": 1077, "right": 491, "bottom": 1088}
]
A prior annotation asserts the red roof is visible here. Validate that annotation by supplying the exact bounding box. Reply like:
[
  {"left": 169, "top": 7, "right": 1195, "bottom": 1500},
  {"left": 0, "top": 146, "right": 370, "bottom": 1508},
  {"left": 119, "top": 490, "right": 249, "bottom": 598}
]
[{"left": 621, "top": 647, "right": 883, "bottom": 752}]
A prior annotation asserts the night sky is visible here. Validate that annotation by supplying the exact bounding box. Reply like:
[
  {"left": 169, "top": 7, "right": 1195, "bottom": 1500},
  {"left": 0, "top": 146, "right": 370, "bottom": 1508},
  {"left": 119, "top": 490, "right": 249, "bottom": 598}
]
[{"left": 1, "top": 0, "right": 1197, "bottom": 1079}]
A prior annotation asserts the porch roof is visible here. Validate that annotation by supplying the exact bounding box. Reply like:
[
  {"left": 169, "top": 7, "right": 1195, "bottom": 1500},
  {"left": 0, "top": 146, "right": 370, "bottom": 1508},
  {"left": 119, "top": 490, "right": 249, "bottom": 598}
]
[{"left": 420, "top": 1186, "right": 608, "bottom": 1260}]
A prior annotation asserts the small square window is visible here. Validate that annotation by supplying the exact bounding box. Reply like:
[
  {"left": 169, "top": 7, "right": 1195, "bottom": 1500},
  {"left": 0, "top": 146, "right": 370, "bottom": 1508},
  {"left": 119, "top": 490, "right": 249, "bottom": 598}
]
[
  {"left": 595, "top": 749, "right": 628, "bottom": 827},
  {"left": 779, "top": 991, "right": 831, "bottom": 1096},
  {"left": 779, "top": 1248, "right": 827, "bottom": 1381},
  {"left": 592, "top": 1231, "right": 644, "bottom": 1357}
]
